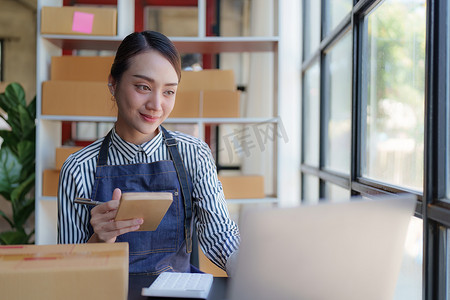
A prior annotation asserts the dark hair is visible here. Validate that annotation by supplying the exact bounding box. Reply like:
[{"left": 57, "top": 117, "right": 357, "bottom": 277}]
[{"left": 110, "top": 31, "right": 181, "bottom": 82}]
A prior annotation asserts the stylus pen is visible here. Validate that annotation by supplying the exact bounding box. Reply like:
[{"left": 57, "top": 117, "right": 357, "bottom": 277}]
[{"left": 74, "top": 198, "right": 101, "bottom": 206}]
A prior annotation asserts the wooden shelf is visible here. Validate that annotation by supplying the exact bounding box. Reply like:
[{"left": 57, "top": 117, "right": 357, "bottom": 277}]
[
  {"left": 42, "top": 35, "right": 279, "bottom": 53},
  {"left": 172, "top": 37, "right": 278, "bottom": 53},
  {"left": 39, "top": 115, "right": 280, "bottom": 124}
]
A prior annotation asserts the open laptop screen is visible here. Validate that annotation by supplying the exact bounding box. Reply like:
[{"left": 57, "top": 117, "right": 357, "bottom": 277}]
[{"left": 228, "top": 194, "right": 416, "bottom": 300}]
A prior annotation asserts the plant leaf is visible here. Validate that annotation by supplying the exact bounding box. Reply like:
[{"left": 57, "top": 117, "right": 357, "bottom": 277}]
[
  {"left": 27, "top": 96, "right": 36, "bottom": 120},
  {"left": 18, "top": 105, "right": 35, "bottom": 140},
  {"left": 0, "top": 230, "right": 29, "bottom": 245},
  {"left": 17, "top": 141, "right": 35, "bottom": 178},
  {"left": 4, "top": 83, "right": 26, "bottom": 108},
  {"left": 0, "top": 91, "right": 14, "bottom": 113},
  {"left": 0, "top": 147, "right": 21, "bottom": 196},
  {"left": 11, "top": 173, "right": 35, "bottom": 205},
  {"left": 0, "top": 210, "right": 14, "bottom": 228},
  {"left": 0, "top": 130, "right": 18, "bottom": 148},
  {"left": 6, "top": 109, "right": 22, "bottom": 142},
  {"left": 12, "top": 197, "right": 35, "bottom": 229}
]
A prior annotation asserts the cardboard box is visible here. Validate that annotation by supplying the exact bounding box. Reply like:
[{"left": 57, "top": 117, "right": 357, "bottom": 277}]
[
  {"left": 51, "top": 56, "right": 114, "bottom": 82},
  {"left": 171, "top": 90, "right": 240, "bottom": 118},
  {"left": 42, "top": 81, "right": 117, "bottom": 116},
  {"left": 203, "top": 90, "right": 240, "bottom": 118},
  {"left": 55, "top": 147, "right": 84, "bottom": 169},
  {"left": 43, "top": 169, "right": 60, "bottom": 197},
  {"left": 178, "top": 70, "right": 236, "bottom": 92},
  {"left": 41, "top": 6, "right": 117, "bottom": 36},
  {"left": 0, "top": 243, "right": 128, "bottom": 300},
  {"left": 171, "top": 91, "right": 201, "bottom": 118},
  {"left": 219, "top": 175, "right": 265, "bottom": 199},
  {"left": 198, "top": 246, "right": 227, "bottom": 277}
]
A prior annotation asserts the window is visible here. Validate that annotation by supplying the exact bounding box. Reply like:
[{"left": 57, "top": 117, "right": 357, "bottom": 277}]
[
  {"left": 301, "top": 0, "right": 449, "bottom": 298},
  {"left": 324, "top": 181, "right": 350, "bottom": 202},
  {"left": 323, "top": 0, "right": 352, "bottom": 36},
  {"left": 302, "top": 61, "right": 320, "bottom": 167},
  {"left": 324, "top": 31, "right": 352, "bottom": 174},
  {"left": 303, "top": 0, "right": 321, "bottom": 60},
  {"left": 362, "top": 0, "right": 425, "bottom": 191}
]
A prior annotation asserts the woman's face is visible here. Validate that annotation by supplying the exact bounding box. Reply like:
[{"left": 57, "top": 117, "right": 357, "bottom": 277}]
[{"left": 110, "top": 50, "right": 178, "bottom": 145}]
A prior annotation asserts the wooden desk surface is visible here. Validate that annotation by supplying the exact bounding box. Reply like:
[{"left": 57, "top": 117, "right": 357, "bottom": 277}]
[{"left": 128, "top": 274, "right": 229, "bottom": 300}]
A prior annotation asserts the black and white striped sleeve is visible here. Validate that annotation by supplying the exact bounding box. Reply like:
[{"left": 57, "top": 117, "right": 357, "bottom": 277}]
[
  {"left": 190, "top": 140, "right": 241, "bottom": 271},
  {"left": 57, "top": 155, "right": 91, "bottom": 244}
]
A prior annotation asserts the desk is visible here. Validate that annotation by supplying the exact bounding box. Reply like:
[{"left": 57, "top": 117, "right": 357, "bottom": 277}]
[{"left": 128, "top": 274, "right": 229, "bottom": 300}]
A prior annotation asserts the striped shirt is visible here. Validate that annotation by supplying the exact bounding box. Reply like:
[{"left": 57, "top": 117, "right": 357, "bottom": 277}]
[{"left": 58, "top": 126, "right": 240, "bottom": 270}]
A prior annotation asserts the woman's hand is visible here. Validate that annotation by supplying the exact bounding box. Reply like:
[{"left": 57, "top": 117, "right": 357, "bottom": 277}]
[{"left": 88, "top": 188, "right": 143, "bottom": 243}]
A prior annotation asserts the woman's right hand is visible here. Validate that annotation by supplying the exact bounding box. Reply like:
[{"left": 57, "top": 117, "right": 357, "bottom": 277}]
[{"left": 88, "top": 188, "right": 143, "bottom": 243}]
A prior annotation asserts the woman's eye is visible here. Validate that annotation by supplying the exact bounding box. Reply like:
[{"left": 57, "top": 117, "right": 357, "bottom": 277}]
[
  {"left": 164, "top": 90, "right": 175, "bottom": 96},
  {"left": 136, "top": 85, "right": 150, "bottom": 91}
]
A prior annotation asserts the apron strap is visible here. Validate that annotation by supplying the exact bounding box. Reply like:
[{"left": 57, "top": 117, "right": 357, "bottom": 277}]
[
  {"left": 98, "top": 129, "right": 113, "bottom": 166},
  {"left": 160, "top": 126, "right": 193, "bottom": 253}
]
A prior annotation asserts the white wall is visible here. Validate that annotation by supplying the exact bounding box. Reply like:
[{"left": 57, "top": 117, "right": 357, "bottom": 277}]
[{"left": 0, "top": 0, "right": 37, "bottom": 101}]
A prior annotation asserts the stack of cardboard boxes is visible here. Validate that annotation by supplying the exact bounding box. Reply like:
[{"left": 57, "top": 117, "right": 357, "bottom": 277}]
[
  {"left": 42, "top": 55, "right": 116, "bottom": 117},
  {"left": 172, "top": 69, "right": 240, "bottom": 118}
]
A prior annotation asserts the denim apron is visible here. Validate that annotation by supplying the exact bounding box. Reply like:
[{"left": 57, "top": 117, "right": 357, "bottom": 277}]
[{"left": 89, "top": 126, "right": 194, "bottom": 275}]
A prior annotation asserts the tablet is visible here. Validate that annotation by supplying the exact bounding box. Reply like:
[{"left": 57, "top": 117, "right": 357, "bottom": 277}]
[{"left": 114, "top": 192, "right": 173, "bottom": 231}]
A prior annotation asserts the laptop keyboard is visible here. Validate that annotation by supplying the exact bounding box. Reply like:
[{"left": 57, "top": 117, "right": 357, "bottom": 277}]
[{"left": 141, "top": 272, "right": 214, "bottom": 299}]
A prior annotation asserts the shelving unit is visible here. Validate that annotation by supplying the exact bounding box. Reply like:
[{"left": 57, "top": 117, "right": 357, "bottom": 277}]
[
  {"left": 35, "top": 0, "right": 280, "bottom": 245},
  {"left": 43, "top": 35, "right": 278, "bottom": 52}
]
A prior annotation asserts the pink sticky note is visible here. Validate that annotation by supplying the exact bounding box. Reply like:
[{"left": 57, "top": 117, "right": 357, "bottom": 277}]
[{"left": 72, "top": 11, "right": 94, "bottom": 34}]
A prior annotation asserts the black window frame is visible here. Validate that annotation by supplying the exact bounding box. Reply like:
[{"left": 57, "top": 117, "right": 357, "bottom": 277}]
[{"left": 301, "top": 0, "right": 450, "bottom": 298}]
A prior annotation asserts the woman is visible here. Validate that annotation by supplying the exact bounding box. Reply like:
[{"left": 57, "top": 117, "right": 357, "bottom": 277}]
[{"left": 58, "top": 31, "right": 240, "bottom": 275}]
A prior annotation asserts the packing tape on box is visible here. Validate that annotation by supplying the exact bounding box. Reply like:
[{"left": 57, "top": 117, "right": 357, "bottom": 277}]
[{"left": 1, "top": 251, "right": 125, "bottom": 261}]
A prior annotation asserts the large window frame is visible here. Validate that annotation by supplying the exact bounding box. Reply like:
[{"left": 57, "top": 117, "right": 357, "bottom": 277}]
[{"left": 301, "top": 0, "right": 450, "bottom": 299}]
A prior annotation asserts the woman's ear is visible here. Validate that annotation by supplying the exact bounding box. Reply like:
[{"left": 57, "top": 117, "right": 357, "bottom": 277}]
[{"left": 108, "top": 75, "right": 116, "bottom": 96}]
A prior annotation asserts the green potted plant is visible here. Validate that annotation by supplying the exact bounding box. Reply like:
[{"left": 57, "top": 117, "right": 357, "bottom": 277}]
[{"left": 0, "top": 83, "right": 36, "bottom": 244}]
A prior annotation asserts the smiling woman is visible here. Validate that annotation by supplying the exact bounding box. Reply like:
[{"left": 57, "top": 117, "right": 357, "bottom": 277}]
[
  {"left": 57, "top": 31, "right": 240, "bottom": 276},
  {"left": 110, "top": 50, "right": 178, "bottom": 145}
]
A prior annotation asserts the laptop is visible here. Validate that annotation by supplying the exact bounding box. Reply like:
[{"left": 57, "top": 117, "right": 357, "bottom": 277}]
[{"left": 228, "top": 194, "right": 416, "bottom": 300}]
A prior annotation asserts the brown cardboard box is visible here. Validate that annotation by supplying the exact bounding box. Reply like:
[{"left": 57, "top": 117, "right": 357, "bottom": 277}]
[
  {"left": 42, "top": 169, "right": 60, "bottom": 197},
  {"left": 42, "top": 81, "right": 117, "bottom": 116},
  {"left": 198, "top": 246, "right": 227, "bottom": 277},
  {"left": 219, "top": 175, "right": 265, "bottom": 199},
  {"left": 55, "top": 146, "right": 84, "bottom": 169},
  {"left": 178, "top": 70, "right": 235, "bottom": 92},
  {"left": 203, "top": 90, "right": 240, "bottom": 118},
  {"left": 171, "top": 90, "right": 240, "bottom": 118},
  {"left": 0, "top": 243, "right": 128, "bottom": 300},
  {"left": 51, "top": 56, "right": 114, "bottom": 82},
  {"left": 171, "top": 91, "right": 201, "bottom": 118},
  {"left": 41, "top": 6, "right": 117, "bottom": 36}
]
